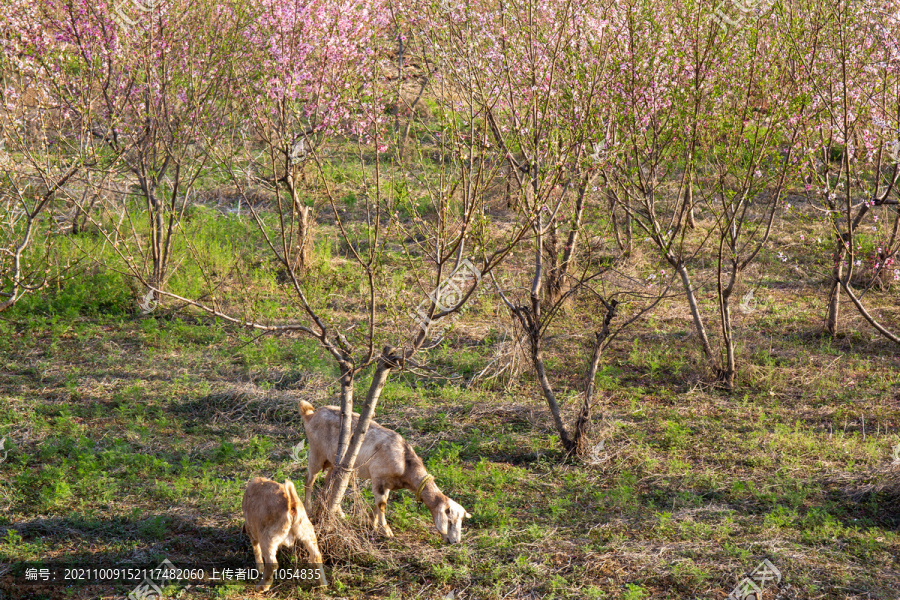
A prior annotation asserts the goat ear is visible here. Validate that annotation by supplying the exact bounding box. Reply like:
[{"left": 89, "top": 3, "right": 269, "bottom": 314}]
[{"left": 464, "top": 511, "right": 472, "bottom": 519}]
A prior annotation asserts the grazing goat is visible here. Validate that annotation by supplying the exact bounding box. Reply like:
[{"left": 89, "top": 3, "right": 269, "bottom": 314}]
[
  {"left": 299, "top": 400, "right": 472, "bottom": 543},
  {"left": 241, "top": 477, "right": 327, "bottom": 591}
]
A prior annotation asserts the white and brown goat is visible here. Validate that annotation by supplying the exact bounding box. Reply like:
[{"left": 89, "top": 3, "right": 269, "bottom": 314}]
[
  {"left": 299, "top": 400, "right": 472, "bottom": 543},
  {"left": 241, "top": 477, "right": 327, "bottom": 591}
]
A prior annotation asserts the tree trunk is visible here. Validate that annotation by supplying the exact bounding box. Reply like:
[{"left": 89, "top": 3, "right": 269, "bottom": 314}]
[
  {"left": 523, "top": 201, "right": 576, "bottom": 454},
  {"left": 72, "top": 205, "right": 83, "bottom": 235},
  {"left": 290, "top": 174, "right": 313, "bottom": 271},
  {"left": 151, "top": 194, "right": 165, "bottom": 298},
  {"left": 720, "top": 288, "right": 735, "bottom": 391},
  {"left": 573, "top": 299, "right": 618, "bottom": 456},
  {"left": 325, "top": 348, "right": 400, "bottom": 514},
  {"left": 141, "top": 181, "right": 166, "bottom": 300},
  {"left": 685, "top": 175, "right": 696, "bottom": 230},
  {"left": 294, "top": 204, "right": 312, "bottom": 271},
  {"left": 674, "top": 261, "right": 715, "bottom": 363},
  {"left": 332, "top": 366, "right": 355, "bottom": 468},
  {"left": 717, "top": 227, "right": 738, "bottom": 391},
  {"left": 544, "top": 220, "right": 568, "bottom": 308},
  {"left": 545, "top": 177, "right": 590, "bottom": 309},
  {"left": 623, "top": 201, "right": 633, "bottom": 257},
  {"left": 573, "top": 340, "right": 601, "bottom": 456},
  {"left": 531, "top": 336, "right": 575, "bottom": 454},
  {"left": 826, "top": 237, "right": 844, "bottom": 336}
]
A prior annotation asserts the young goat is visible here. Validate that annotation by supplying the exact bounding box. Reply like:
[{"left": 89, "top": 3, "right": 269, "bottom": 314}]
[
  {"left": 299, "top": 400, "right": 472, "bottom": 543},
  {"left": 241, "top": 477, "right": 328, "bottom": 591}
]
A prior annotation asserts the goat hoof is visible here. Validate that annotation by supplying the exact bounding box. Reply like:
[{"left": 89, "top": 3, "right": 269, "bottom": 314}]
[{"left": 256, "top": 582, "right": 272, "bottom": 592}]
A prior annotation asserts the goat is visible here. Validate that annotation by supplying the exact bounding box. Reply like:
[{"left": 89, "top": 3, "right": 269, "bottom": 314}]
[
  {"left": 241, "top": 477, "right": 328, "bottom": 591},
  {"left": 299, "top": 400, "right": 472, "bottom": 543}
]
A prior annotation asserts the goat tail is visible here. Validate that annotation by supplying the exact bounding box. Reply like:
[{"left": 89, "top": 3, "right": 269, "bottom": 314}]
[
  {"left": 299, "top": 400, "right": 316, "bottom": 420},
  {"left": 284, "top": 479, "right": 301, "bottom": 515}
]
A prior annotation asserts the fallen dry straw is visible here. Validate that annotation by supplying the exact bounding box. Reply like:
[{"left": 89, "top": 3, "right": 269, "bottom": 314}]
[
  {"left": 846, "top": 463, "right": 900, "bottom": 514},
  {"left": 303, "top": 472, "right": 395, "bottom": 568}
]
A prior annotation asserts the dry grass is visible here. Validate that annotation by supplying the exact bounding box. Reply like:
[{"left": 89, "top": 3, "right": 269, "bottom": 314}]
[
  {"left": 304, "top": 473, "right": 390, "bottom": 567},
  {"left": 2, "top": 179, "right": 899, "bottom": 600},
  {"left": 841, "top": 463, "right": 900, "bottom": 514}
]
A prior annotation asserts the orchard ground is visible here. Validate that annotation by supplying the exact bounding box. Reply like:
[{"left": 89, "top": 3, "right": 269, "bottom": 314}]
[
  {"left": 1, "top": 199, "right": 899, "bottom": 600},
  {"left": 2, "top": 0, "right": 900, "bottom": 598}
]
